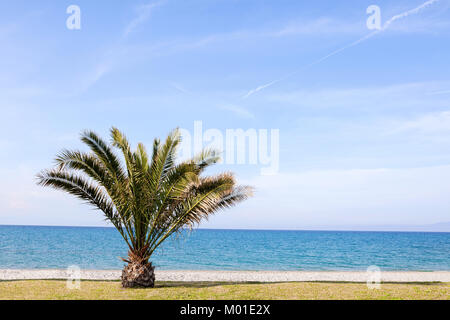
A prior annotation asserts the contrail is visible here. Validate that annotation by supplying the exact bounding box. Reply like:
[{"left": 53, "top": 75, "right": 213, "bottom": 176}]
[
  {"left": 382, "top": 0, "right": 439, "bottom": 30},
  {"left": 242, "top": 78, "right": 286, "bottom": 99},
  {"left": 123, "top": 0, "right": 166, "bottom": 37},
  {"left": 242, "top": 0, "right": 440, "bottom": 99}
]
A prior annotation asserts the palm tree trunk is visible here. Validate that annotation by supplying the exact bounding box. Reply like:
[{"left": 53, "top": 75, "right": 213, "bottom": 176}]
[{"left": 121, "top": 262, "right": 155, "bottom": 288}]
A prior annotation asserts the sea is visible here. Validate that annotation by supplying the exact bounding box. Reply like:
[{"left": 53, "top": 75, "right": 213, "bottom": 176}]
[{"left": 0, "top": 225, "right": 449, "bottom": 271}]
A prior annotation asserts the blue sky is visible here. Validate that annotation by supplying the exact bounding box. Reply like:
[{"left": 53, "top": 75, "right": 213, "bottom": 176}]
[{"left": 1, "top": 0, "right": 450, "bottom": 230}]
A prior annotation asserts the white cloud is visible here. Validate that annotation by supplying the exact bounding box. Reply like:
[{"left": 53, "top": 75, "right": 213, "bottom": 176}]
[
  {"left": 170, "top": 82, "right": 193, "bottom": 95},
  {"left": 267, "top": 18, "right": 363, "bottom": 37},
  {"left": 169, "top": 18, "right": 363, "bottom": 55},
  {"left": 220, "top": 104, "right": 255, "bottom": 119},
  {"left": 428, "top": 89, "right": 450, "bottom": 95},
  {"left": 235, "top": 165, "right": 450, "bottom": 228},
  {"left": 265, "top": 82, "right": 450, "bottom": 111},
  {"left": 73, "top": 1, "right": 166, "bottom": 95},
  {"left": 391, "top": 110, "right": 450, "bottom": 134},
  {"left": 123, "top": 1, "right": 166, "bottom": 37}
]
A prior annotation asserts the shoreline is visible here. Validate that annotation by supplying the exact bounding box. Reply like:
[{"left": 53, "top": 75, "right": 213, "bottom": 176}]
[{"left": 1, "top": 269, "right": 449, "bottom": 283}]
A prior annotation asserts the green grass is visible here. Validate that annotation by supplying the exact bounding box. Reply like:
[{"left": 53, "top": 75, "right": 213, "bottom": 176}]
[{"left": 0, "top": 280, "right": 448, "bottom": 300}]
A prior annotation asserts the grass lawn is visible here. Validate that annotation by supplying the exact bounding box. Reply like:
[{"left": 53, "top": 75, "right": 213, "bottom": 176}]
[{"left": 0, "top": 280, "right": 448, "bottom": 300}]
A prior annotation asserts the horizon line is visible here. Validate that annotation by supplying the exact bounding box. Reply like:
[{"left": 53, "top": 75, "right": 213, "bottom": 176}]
[{"left": 0, "top": 224, "right": 448, "bottom": 233}]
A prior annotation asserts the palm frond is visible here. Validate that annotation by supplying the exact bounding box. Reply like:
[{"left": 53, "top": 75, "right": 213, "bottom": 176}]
[
  {"left": 81, "top": 130, "right": 126, "bottom": 183},
  {"left": 36, "top": 169, "right": 118, "bottom": 223},
  {"left": 147, "top": 174, "right": 253, "bottom": 255},
  {"left": 55, "top": 149, "right": 112, "bottom": 187}
]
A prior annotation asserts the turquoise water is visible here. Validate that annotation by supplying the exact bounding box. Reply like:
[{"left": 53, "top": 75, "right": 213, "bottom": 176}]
[{"left": 0, "top": 225, "right": 449, "bottom": 271}]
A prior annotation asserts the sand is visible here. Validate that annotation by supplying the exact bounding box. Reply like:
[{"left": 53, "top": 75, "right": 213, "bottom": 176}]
[{"left": 1, "top": 269, "right": 449, "bottom": 282}]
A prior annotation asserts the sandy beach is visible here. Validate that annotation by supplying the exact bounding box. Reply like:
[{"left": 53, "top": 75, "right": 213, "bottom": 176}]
[{"left": 1, "top": 269, "right": 449, "bottom": 283}]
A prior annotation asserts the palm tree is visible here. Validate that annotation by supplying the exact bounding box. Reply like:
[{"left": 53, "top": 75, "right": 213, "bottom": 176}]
[{"left": 37, "top": 127, "right": 253, "bottom": 288}]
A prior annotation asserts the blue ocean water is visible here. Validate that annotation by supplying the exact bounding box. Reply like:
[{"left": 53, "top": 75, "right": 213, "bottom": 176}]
[{"left": 0, "top": 225, "right": 449, "bottom": 271}]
